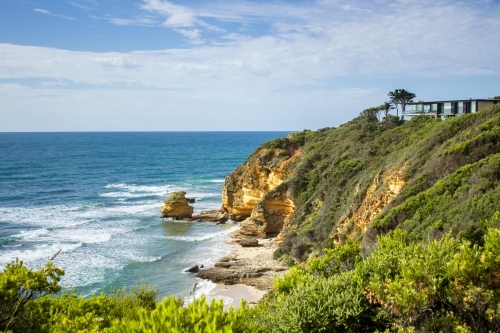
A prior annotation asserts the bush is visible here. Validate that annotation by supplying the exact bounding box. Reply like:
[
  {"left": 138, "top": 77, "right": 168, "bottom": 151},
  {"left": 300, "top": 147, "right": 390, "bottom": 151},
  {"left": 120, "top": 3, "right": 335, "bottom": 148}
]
[
  {"left": 272, "top": 272, "right": 376, "bottom": 333},
  {"left": 0, "top": 259, "right": 64, "bottom": 332},
  {"left": 307, "top": 239, "right": 362, "bottom": 278},
  {"left": 36, "top": 284, "right": 157, "bottom": 332},
  {"left": 164, "top": 191, "right": 186, "bottom": 204},
  {"left": 112, "top": 295, "right": 248, "bottom": 333}
]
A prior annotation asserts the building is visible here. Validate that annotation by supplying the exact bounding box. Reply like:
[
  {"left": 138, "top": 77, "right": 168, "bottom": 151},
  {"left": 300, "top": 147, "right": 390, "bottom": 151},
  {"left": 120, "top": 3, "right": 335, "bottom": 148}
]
[{"left": 403, "top": 99, "right": 500, "bottom": 119}]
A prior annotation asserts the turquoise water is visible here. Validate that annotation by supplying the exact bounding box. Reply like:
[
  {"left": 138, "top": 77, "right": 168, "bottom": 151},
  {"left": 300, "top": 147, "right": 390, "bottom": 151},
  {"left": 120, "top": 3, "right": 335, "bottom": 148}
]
[{"left": 0, "top": 132, "right": 288, "bottom": 299}]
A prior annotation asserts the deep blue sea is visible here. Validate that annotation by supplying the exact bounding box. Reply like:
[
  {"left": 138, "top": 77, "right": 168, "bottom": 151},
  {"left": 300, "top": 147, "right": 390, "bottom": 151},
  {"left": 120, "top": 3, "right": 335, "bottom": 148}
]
[{"left": 0, "top": 132, "right": 288, "bottom": 300}]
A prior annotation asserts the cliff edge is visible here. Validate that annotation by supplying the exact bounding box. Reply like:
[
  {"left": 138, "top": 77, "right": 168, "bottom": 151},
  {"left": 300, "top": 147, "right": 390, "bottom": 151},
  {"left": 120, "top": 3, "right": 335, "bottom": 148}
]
[{"left": 223, "top": 104, "right": 500, "bottom": 261}]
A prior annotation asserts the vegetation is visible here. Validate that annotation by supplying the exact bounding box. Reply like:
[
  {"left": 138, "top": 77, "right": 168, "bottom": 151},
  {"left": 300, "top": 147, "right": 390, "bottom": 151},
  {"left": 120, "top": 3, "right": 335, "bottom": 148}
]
[
  {"left": 164, "top": 191, "right": 186, "bottom": 204},
  {"left": 0, "top": 259, "right": 63, "bottom": 332},
  {"left": 113, "top": 296, "right": 248, "bottom": 333},
  {"left": 0, "top": 258, "right": 250, "bottom": 332},
  {"left": 0, "top": 260, "right": 158, "bottom": 333},
  {"left": 270, "top": 103, "right": 500, "bottom": 260},
  {"left": 388, "top": 89, "right": 416, "bottom": 118},
  {"left": 4, "top": 222, "right": 500, "bottom": 332},
  {"left": 3, "top": 100, "right": 500, "bottom": 332},
  {"left": 245, "top": 221, "right": 500, "bottom": 332}
]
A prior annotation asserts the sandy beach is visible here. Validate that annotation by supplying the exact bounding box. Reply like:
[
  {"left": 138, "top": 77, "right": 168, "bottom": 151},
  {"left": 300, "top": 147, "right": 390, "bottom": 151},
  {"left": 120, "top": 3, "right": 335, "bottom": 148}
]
[
  {"left": 209, "top": 283, "right": 267, "bottom": 309},
  {"left": 197, "top": 234, "right": 288, "bottom": 308}
]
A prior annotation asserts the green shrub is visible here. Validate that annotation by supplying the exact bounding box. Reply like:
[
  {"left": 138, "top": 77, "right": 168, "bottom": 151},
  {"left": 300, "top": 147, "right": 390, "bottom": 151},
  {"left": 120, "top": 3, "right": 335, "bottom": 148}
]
[
  {"left": 36, "top": 284, "right": 157, "bottom": 332},
  {"left": 112, "top": 295, "right": 248, "bottom": 333},
  {"left": 272, "top": 272, "right": 376, "bottom": 333},
  {"left": 307, "top": 238, "right": 362, "bottom": 278},
  {"left": 273, "top": 266, "right": 311, "bottom": 294},
  {"left": 0, "top": 259, "right": 64, "bottom": 332},
  {"left": 164, "top": 191, "right": 185, "bottom": 204}
]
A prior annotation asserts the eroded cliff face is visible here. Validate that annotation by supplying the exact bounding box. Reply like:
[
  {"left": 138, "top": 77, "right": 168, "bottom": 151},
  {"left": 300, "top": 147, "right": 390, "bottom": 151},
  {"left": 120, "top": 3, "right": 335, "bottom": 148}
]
[
  {"left": 222, "top": 149, "right": 298, "bottom": 220},
  {"left": 239, "top": 186, "right": 296, "bottom": 238},
  {"left": 222, "top": 148, "right": 299, "bottom": 237},
  {"left": 331, "top": 165, "right": 407, "bottom": 244}
]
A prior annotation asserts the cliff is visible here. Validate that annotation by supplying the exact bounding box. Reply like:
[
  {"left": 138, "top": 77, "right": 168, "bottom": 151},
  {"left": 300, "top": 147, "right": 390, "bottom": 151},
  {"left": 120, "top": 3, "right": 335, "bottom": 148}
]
[
  {"left": 330, "top": 164, "right": 407, "bottom": 244},
  {"left": 223, "top": 104, "right": 500, "bottom": 260},
  {"left": 221, "top": 146, "right": 299, "bottom": 222},
  {"left": 238, "top": 184, "right": 296, "bottom": 238}
]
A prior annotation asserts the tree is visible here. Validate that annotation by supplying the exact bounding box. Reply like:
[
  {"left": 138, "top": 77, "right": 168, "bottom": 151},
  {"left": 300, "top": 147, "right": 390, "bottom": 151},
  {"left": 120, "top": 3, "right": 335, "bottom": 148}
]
[
  {"left": 381, "top": 102, "right": 394, "bottom": 120},
  {"left": 0, "top": 259, "right": 64, "bottom": 332},
  {"left": 388, "top": 89, "right": 416, "bottom": 119},
  {"left": 361, "top": 103, "right": 395, "bottom": 123},
  {"left": 360, "top": 107, "right": 380, "bottom": 122}
]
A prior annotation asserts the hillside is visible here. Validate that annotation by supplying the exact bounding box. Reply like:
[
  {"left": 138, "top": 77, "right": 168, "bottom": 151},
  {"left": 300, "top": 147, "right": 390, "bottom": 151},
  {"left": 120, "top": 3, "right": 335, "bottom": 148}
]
[
  {"left": 3, "top": 104, "right": 500, "bottom": 333},
  {"left": 222, "top": 103, "right": 500, "bottom": 260}
]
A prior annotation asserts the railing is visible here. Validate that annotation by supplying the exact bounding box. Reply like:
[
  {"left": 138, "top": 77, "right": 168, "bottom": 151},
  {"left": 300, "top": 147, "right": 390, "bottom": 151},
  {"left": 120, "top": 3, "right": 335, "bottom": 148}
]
[{"left": 403, "top": 110, "right": 437, "bottom": 115}]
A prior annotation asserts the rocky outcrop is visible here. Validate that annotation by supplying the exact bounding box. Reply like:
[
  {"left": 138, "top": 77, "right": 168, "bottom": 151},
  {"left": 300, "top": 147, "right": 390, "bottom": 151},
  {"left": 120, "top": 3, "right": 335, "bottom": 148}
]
[
  {"left": 160, "top": 191, "right": 193, "bottom": 219},
  {"left": 195, "top": 239, "right": 287, "bottom": 290},
  {"left": 331, "top": 165, "right": 407, "bottom": 244},
  {"left": 184, "top": 264, "right": 204, "bottom": 273},
  {"left": 192, "top": 209, "right": 227, "bottom": 223},
  {"left": 239, "top": 185, "right": 296, "bottom": 238},
  {"left": 221, "top": 148, "right": 298, "bottom": 222},
  {"left": 237, "top": 238, "right": 259, "bottom": 247}
]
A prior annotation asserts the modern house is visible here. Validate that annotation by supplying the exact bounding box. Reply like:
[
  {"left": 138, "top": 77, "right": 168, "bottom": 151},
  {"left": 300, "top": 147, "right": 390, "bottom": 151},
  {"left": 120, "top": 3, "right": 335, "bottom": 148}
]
[{"left": 403, "top": 99, "right": 499, "bottom": 119}]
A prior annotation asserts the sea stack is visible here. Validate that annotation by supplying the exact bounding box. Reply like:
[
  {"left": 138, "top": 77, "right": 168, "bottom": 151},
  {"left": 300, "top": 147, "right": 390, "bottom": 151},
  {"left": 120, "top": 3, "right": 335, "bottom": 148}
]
[{"left": 161, "top": 191, "right": 194, "bottom": 219}]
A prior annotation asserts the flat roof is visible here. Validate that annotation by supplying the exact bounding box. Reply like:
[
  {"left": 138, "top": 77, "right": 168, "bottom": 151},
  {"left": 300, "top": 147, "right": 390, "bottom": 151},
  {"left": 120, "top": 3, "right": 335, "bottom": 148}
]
[{"left": 408, "top": 99, "right": 500, "bottom": 104}]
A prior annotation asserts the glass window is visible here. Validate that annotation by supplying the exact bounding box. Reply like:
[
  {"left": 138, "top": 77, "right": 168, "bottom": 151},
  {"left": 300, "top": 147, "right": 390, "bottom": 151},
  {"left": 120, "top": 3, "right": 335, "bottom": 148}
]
[
  {"left": 457, "top": 102, "right": 464, "bottom": 114},
  {"left": 471, "top": 101, "right": 476, "bottom": 113},
  {"left": 444, "top": 102, "right": 452, "bottom": 114}
]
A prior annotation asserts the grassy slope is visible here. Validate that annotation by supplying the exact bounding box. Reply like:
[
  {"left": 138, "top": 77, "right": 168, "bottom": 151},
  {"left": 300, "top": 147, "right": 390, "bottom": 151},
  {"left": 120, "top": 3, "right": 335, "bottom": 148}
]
[{"left": 258, "top": 104, "right": 500, "bottom": 259}]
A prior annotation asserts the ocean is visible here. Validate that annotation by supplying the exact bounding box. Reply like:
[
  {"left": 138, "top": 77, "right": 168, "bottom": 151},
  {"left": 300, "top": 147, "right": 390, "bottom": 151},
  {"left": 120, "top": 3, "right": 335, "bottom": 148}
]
[{"left": 0, "top": 131, "right": 288, "bottom": 300}]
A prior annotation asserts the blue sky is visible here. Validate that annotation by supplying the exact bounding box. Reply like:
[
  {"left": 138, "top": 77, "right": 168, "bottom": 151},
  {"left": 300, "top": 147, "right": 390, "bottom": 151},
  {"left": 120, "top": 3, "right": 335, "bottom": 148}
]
[{"left": 1, "top": 0, "right": 500, "bottom": 131}]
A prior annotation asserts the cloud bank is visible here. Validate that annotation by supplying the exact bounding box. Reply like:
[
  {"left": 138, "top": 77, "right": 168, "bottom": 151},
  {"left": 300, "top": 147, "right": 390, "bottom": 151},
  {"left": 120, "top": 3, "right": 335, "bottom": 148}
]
[{"left": 2, "top": 0, "right": 500, "bottom": 131}]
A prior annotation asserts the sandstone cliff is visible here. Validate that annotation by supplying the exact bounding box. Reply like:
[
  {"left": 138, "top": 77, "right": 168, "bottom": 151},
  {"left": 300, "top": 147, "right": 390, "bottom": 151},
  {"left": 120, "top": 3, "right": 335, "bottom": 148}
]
[
  {"left": 330, "top": 165, "right": 407, "bottom": 244},
  {"left": 160, "top": 191, "right": 193, "bottom": 219},
  {"left": 221, "top": 147, "right": 299, "bottom": 237},
  {"left": 239, "top": 184, "right": 296, "bottom": 238}
]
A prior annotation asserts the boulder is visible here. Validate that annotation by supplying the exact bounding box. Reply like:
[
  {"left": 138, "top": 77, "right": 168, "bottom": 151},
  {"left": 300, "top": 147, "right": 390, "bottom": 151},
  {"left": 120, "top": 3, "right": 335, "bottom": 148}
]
[
  {"left": 185, "top": 265, "right": 200, "bottom": 273},
  {"left": 184, "top": 264, "right": 204, "bottom": 273},
  {"left": 192, "top": 209, "right": 228, "bottom": 223},
  {"left": 238, "top": 238, "right": 259, "bottom": 247}
]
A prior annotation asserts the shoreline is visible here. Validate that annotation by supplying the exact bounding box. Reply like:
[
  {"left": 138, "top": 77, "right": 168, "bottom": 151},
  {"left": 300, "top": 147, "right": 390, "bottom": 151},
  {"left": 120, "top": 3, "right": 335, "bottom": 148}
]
[
  {"left": 209, "top": 283, "right": 267, "bottom": 309},
  {"left": 194, "top": 229, "right": 288, "bottom": 308}
]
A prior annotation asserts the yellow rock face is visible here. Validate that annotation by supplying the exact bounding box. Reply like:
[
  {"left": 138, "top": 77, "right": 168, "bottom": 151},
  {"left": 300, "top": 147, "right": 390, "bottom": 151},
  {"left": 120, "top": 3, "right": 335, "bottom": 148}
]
[
  {"left": 222, "top": 148, "right": 299, "bottom": 237},
  {"left": 239, "top": 188, "right": 296, "bottom": 238},
  {"left": 160, "top": 191, "right": 194, "bottom": 219},
  {"left": 331, "top": 165, "right": 407, "bottom": 244},
  {"left": 222, "top": 149, "right": 297, "bottom": 220}
]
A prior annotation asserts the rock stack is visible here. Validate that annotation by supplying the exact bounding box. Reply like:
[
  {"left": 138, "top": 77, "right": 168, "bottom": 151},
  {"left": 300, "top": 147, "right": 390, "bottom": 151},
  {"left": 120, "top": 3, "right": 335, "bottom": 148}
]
[{"left": 160, "top": 191, "right": 194, "bottom": 219}]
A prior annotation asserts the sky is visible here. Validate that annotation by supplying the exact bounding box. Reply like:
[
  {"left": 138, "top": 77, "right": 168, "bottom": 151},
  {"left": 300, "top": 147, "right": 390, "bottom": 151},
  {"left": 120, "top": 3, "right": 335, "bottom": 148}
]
[{"left": 1, "top": 0, "right": 500, "bottom": 131}]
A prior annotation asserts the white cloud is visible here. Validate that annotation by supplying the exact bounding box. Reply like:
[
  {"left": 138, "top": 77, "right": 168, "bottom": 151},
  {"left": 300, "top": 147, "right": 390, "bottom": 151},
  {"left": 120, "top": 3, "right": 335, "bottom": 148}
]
[
  {"left": 174, "top": 29, "right": 203, "bottom": 44},
  {"left": 34, "top": 8, "right": 77, "bottom": 20},
  {"left": 90, "top": 15, "right": 158, "bottom": 27},
  {"left": 3, "top": 0, "right": 500, "bottom": 130},
  {"left": 141, "top": 0, "right": 197, "bottom": 27},
  {"left": 8, "top": 2, "right": 500, "bottom": 85},
  {"left": 133, "top": 0, "right": 324, "bottom": 42},
  {"left": 67, "top": 1, "right": 96, "bottom": 10}
]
